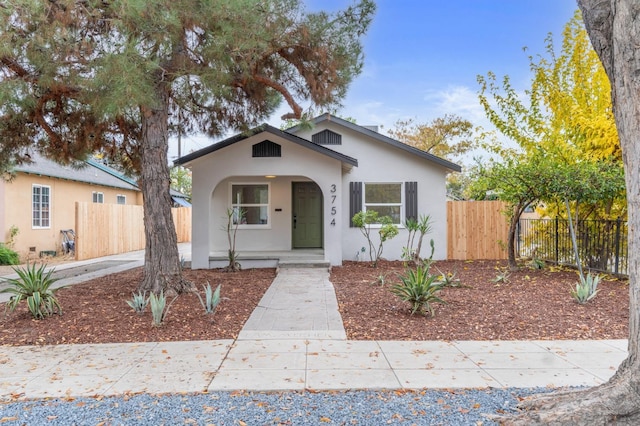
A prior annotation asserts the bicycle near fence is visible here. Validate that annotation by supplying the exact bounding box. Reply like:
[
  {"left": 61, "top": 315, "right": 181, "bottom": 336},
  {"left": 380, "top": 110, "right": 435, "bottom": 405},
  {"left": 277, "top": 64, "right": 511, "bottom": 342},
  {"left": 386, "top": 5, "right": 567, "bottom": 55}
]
[{"left": 517, "top": 217, "right": 628, "bottom": 276}]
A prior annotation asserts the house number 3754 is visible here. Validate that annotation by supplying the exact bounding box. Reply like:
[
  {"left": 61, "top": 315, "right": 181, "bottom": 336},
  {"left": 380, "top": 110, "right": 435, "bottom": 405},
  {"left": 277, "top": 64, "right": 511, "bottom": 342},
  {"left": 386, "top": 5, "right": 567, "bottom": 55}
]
[{"left": 330, "top": 184, "right": 337, "bottom": 226}]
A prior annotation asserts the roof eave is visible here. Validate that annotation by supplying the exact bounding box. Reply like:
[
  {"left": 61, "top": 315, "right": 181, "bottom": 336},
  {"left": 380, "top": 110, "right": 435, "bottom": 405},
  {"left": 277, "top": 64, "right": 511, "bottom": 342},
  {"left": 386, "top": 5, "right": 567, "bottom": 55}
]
[
  {"left": 174, "top": 124, "right": 358, "bottom": 168},
  {"left": 288, "top": 114, "right": 462, "bottom": 173}
]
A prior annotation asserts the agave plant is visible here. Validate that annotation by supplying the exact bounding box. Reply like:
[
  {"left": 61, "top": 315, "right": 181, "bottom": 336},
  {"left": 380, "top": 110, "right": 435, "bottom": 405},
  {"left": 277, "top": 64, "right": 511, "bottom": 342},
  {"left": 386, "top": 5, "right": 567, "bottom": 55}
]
[
  {"left": 1, "top": 263, "right": 63, "bottom": 319},
  {"left": 390, "top": 265, "right": 446, "bottom": 316},
  {"left": 126, "top": 291, "right": 149, "bottom": 314},
  {"left": 196, "top": 282, "right": 221, "bottom": 315},
  {"left": 434, "top": 266, "right": 462, "bottom": 288},
  {"left": 149, "top": 291, "right": 167, "bottom": 326},
  {"left": 570, "top": 272, "right": 601, "bottom": 304},
  {"left": 149, "top": 291, "right": 179, "bottom": 326}
]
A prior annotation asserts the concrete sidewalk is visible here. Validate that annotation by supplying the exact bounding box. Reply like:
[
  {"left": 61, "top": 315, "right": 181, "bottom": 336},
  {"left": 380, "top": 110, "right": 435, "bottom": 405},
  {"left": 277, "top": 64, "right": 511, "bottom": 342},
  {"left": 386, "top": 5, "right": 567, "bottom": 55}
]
[{"left": 0, "top": 339, "right": 627, "bottom": 399}]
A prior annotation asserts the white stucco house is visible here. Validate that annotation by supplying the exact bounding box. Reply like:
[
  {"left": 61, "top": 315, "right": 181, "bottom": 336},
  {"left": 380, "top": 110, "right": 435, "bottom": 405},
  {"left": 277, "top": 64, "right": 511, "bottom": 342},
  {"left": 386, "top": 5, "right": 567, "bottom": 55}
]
[{"left": 174, "top": 114, "right": 461, "bottom": 269}]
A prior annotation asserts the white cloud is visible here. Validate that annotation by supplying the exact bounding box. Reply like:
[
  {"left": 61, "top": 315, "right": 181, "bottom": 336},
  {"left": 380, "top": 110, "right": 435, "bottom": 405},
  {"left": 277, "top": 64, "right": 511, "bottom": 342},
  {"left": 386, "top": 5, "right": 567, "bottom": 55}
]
[{"left": 422, "top": 85, "right": 488, "bottom": 127}]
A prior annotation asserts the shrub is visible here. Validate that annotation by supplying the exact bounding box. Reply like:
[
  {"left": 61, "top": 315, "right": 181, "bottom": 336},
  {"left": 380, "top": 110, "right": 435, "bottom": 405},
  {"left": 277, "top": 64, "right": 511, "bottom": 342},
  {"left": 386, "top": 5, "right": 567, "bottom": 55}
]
[
  {"left": 403, "top": 214, "right": 434, "bottom": 266},
  {"left": 570, "top": 272, "right": 601, "bottom": 304},
  {"left": 126, "top": 291, "right": 149, "bottom": 314},
  {"left": 390, "top": 265, "right": 446, "bottom": 316},
  {"left": 352, "top": 210, "right": 399, "bottom": 267},
  {"left": 0, "top": 244, "right": 19, "bottom": 265},
  {"left": 1, "top": 263, "right": 63, "bottom": 319}
]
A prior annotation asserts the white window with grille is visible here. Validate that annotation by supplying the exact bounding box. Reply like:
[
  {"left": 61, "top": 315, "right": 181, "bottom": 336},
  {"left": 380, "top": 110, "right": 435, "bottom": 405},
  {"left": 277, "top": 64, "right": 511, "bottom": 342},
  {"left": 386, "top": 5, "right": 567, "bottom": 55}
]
[{"left": 32, "top": 184, "right": 51, "bottom": 229}]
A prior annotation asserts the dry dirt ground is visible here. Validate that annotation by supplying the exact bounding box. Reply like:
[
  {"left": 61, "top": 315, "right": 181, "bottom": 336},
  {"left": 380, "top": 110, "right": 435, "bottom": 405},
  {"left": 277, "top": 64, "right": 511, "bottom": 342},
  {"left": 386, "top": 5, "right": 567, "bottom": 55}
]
[{"left": 0, "top": 260, "right": 629, "bottom": 346}]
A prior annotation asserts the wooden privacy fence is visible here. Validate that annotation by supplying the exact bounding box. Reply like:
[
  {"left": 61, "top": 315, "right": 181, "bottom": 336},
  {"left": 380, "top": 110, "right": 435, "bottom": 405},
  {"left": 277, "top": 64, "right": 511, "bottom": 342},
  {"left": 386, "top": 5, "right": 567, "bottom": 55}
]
[
  {"left": 447, "top": 200, "right": 510, "bottom": 260},
  {"left": 75, "top": 202, "right": 191, "bottom": 260}
]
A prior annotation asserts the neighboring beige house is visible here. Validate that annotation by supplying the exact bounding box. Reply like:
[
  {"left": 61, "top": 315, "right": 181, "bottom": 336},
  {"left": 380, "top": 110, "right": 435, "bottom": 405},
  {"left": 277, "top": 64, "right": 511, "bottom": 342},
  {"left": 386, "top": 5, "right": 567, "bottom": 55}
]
[
  {"left": 0, "top": 153, "right": 143, "bottom": 259},
  {"left": 176, "top": 114, "right": 461, "bottom": 269}
]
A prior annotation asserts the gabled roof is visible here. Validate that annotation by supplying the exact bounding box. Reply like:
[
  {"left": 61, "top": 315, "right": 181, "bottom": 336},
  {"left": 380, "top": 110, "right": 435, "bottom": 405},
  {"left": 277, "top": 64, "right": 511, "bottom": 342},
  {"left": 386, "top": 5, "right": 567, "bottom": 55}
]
[
  {"left": 173, "top": 124, "right": 358, "bottom": 167},
  {"left": 15, "top": 152, "right": 139, "bottom": 191},
  {"left": 86, "top": 158, "right": 139, "bottom": 187},
  {"left": 287, "top": 113, "right": 462, "bottom": 172},
  {"left": 14, "top": 152, "right": 191, "bottom": 203},
  {"left": 86, "top": 158, "right": 189, "bottom": 200}
]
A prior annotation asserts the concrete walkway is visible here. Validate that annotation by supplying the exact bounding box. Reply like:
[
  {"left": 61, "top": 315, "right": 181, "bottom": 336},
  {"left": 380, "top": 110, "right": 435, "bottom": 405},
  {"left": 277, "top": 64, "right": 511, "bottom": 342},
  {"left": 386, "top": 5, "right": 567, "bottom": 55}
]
[
  {"left": 0, "top": 247, "right": 630, "bottom": 400},
  {"left": 238, "top": 267, "right": 346, "bottom": 340}
]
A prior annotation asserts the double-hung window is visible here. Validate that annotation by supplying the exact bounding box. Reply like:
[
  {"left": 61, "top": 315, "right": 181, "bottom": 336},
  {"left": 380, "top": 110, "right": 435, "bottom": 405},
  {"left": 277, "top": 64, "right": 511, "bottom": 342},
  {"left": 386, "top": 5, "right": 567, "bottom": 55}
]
[
  {"left": 32, "top": 184, "right": 51, "bottom": 229},
  {"left": 364, "top": 183, "right": 402, "bottom": 224},
  {"left": 231, "top": 183, "right": 270, "bottom": 226},
  {"left": 116, "top": 194, "right": 126, "bottom": 205},
  {"left": 92, "top": 191, "right": 104, "bottom": 203}
]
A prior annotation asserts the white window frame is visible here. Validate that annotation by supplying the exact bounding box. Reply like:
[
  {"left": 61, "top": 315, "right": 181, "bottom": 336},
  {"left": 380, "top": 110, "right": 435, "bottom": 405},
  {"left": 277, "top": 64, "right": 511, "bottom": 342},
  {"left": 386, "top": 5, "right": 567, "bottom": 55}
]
[
  {"left": 116, "top": 194, "right": 126, "bottom": 205},
  {"left": 363, "top": 182, "right": 404, "bottom": 226},
  {"left": 32, "top": 184, "right": 51, "bottom": 229},
  {"left": 229, "top": 182, "right": 271, "bottom": 228},
  {"left": 92, "top": 191, "right": 104, "bottom": 203}
]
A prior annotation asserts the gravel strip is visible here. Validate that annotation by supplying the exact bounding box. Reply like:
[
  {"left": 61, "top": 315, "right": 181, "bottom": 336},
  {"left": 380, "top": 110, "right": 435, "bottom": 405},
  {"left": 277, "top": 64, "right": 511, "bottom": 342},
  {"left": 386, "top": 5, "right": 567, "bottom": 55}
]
[{"left": 0, "top": 388, "right": 556, "bottom": 425}]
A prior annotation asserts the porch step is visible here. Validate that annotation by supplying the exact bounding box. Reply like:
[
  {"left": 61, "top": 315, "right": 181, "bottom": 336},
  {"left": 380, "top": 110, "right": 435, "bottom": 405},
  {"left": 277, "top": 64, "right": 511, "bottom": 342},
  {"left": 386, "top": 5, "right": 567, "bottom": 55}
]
[{"left": 277, "top": 260, "right": 331, "bottom": 269}]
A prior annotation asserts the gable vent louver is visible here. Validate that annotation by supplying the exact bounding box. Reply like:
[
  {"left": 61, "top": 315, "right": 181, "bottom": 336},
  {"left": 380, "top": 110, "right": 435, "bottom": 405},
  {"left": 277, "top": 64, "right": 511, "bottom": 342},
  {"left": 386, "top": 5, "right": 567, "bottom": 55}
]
[
  {"left": 252, "top": 140, "right": 282, "bottom": 157},
  {"left": 312, "top": 129, "right": 342, "bottom": 145}
]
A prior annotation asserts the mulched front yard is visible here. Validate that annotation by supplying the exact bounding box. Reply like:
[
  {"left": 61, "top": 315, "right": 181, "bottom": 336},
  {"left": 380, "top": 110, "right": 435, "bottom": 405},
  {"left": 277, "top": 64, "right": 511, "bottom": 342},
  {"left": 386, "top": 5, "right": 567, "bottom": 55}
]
[
  {"left": 331, "top": 260, "right": 629, "bottom": 341},
  {"left": 0, "top": 259, "right": 629, "bottom": 346}
]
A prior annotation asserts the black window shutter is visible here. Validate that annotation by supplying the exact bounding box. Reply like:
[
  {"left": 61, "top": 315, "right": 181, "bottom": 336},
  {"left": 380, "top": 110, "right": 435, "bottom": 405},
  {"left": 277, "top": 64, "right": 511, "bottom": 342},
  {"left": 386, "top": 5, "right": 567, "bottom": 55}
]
[
  {"left": 405, "top": 181, "right": 418, "bottom": 221},
  {"left": 349, "top": 182, "right": 362, "bottom": 227}
]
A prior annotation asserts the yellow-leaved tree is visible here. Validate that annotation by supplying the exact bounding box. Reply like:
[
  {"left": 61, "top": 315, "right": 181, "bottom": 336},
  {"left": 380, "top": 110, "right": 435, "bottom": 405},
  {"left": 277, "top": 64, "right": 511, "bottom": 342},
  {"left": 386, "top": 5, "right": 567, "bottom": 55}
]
[
  {"left": 497, "top": 0, "right": 640, "bottom": 422},
  {"left": 473, "top": 10, "right": 626, "bottom": 272},
  {"left": 477, "top": 10, "right": 625, "bottom": 221}
]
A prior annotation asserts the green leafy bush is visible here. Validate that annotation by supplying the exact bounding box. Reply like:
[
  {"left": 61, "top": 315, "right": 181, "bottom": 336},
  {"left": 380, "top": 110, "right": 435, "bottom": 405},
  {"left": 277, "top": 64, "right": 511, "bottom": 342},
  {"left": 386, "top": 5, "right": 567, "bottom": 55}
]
[
  {"left": 1, "top": 263, "right": 63, "bottom": 319},
  {"left": 571, "top": 272, "right": 601, "bottom": 304},
  {"left": 352, "top": 210, "right": 399, "bottom": 267},
  {"left": 0, "top": 244, "right": 19, "bottom": 265},
  {"left": 126, "top": 291, "right": 149, "bottom": 314},
  {"left": 390, "top": 265, "right": 446, "bottom": 316}
]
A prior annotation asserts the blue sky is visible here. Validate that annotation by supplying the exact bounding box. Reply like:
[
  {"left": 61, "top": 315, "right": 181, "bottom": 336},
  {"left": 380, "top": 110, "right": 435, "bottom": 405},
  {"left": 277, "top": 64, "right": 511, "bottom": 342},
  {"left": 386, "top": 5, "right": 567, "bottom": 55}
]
[{"left": 171, "top": 0, "right": 578, "bottom": 161}]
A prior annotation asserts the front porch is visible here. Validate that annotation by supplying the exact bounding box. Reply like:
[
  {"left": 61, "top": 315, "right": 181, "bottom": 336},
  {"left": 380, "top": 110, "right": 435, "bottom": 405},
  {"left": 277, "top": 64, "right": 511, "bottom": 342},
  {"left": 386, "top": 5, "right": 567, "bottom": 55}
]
[{"left": 208, "top": 249, "right": 327, "bottom": 269}]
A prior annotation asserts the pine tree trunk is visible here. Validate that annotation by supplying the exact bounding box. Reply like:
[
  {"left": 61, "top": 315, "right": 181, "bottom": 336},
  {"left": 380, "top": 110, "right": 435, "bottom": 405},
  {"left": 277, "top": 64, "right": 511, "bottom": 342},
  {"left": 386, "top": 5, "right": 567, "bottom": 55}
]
[
  {"left": 495, "top": 1, "right": 640, "bottom": 423},
  {"left": 137, "top": 82, "right": 191, "bottom": 295}
]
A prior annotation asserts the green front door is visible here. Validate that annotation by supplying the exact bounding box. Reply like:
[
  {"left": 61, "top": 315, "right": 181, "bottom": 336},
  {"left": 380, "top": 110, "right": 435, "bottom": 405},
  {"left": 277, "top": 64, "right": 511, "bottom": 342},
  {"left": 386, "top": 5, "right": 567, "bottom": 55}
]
[{"left": 292, "top": 182, "right": 323, "bottom": 248}]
